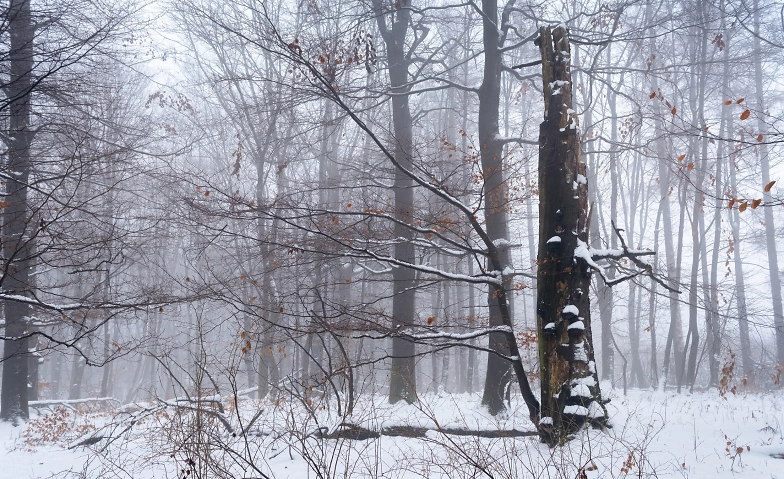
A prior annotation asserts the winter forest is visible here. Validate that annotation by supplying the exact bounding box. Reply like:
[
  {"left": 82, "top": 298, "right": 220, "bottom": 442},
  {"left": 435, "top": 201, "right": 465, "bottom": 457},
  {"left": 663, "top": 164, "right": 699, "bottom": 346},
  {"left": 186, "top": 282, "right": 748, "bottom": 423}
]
[{"left": 1, "top": 0, "right": 784, "bottom": 477}]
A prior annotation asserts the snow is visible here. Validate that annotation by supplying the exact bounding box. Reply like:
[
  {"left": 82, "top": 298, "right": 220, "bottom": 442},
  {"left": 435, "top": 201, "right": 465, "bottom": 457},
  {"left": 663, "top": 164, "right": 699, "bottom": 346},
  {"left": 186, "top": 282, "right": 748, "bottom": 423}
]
[
  {"left": 563, "top": 405, "right": 589, "bottom": 416},
  {"left": 0, "top": 293, "right": 81, "bottom": 312},
  {"left": 576, "top": 174, "right": 587, "bottom": 185},
  {"left": 573, "top": 341, "right": 588, "bottom": 362},
  {"left": 547, "top": 236, "right": 561, "bottom": 244},
  {"left": 2, "top": 389, "right": 784, "bottom": 479},
  {"left": 572, "top": 376, "right": 597, "bottom": 388},
  {"left": 563, "top": 305, "right": 579, "bottom": 316},
  {"left": 587, "top": 401, "right": 604, "bottom": 418},
  {"left": 568, "top": 321, "right": 585, "bottom": 331},
  {"left": 401, "top": 325, "right": 513, "bottom": 342},
  {"left": 571, "top": 384, "right": 592, "bottom": 397},
  {"left": 574, "top": 238, "right": 608, "bottom": 280},
  {"left": 544, "top": 322, "right": 556, "bottom": 330}
]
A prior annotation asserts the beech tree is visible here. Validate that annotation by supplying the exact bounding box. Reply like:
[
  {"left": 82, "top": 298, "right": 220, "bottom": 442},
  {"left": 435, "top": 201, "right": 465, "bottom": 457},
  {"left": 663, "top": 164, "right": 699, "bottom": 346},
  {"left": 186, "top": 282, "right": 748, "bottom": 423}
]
[{"left": 1, "top": 0, "right": 35, "bottom": 422}]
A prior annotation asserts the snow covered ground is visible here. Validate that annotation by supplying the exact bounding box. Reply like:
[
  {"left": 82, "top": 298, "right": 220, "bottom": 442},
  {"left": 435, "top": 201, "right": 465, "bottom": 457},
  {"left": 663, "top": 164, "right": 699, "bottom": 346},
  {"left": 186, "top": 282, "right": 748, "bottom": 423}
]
[{"left": 2, "top": 386, "right": 783, "bottom": 479}]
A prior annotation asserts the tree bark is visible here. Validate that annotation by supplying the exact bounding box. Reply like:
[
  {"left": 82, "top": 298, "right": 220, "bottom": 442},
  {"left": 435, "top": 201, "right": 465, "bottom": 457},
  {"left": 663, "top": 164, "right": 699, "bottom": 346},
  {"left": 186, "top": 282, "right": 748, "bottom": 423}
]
[
  {"left": 372, "top": 0, "right": 418, "bottom": 404},
  {"left": 0, "top": 0, "right": 34, "bottom": 423},
  {"left": 536, "top": 26, "right": 606, "bottom": 445},
  {"left": 479, "top": 0, "right": 513, "bottom": 415}
]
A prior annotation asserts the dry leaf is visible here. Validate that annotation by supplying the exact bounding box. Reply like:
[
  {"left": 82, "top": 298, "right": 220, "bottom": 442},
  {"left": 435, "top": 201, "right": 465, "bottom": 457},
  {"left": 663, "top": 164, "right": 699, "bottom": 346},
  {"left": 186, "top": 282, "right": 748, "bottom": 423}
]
[
  {"left": 739, "top": 201, "right": 748, "bottom": 212},
  {"left": 764, "top": 180, "right": 776, "bottom": 192},
  {"left": 723, "top": 100, "right": 732, "bottom": 106},
  {"left": 757, "top": 134, "right": 764, "bottom": 142},
  {"left": 671, "top": 107, "right": 677, "bottom": 115},
  {"left": 649, "top": 92, "right": 656, "bottom": 99},
  {"left": 736, "top": 98, "right": 744, "bottom": 104},
  {"left": 427, "top": 316, "right": 436, "bottom": 325},
  {"left": 677, "top": 154, "right": 686, "bottom": 162},
  {"left": 740, "top": 110, "right": 751, "bottom": 120},
  {"left": 687, "top": 162, "right": 695, "bottom": 171},
  {"left": 751, "top": 199, "right": 762, "bottom": 209},
  {"left": 728, "top": 198, "right": 736, "bottom": 209}
]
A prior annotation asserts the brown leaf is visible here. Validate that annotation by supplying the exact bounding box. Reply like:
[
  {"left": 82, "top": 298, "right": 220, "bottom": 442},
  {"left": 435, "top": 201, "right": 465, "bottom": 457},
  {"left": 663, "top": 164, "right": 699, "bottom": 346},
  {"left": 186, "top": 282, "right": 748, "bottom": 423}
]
[
  {"left": 757, "top": 134, "right": 764, "bottom": 142},
  {"left": 736, "top": 97, "right": 744, "bottom": 104},
  {"left": 427, "top": 316, "right": 436, "bottom": 325},
  {"left": 687, "top": 162, "right": 695, "bottom": 171},
  {"left": 677, "top": 154, "right": 686, "bottom": 162},
  {"left": 739, "top": 201, "right": 748, "bottom": 212},
  {"left": 671, "top": 107, "right": 677, "bottom": 115},
  {"left": 649, "top": 92, "right": 656, "bottom": 99},
  {"left": 751, "top": 199, "right": 762, "bottom": 209},
  {"left": 740, "top": 110, "right": 751, "bottom": 120},
  {"left": 723, "top": 100, "right": 732, "bottom": 106},
  {"left": 728, "top": 198, "right": 735, "bottom": 209},
  {"left": 764, "top": 180, "right": 776, "bottom": 192}
]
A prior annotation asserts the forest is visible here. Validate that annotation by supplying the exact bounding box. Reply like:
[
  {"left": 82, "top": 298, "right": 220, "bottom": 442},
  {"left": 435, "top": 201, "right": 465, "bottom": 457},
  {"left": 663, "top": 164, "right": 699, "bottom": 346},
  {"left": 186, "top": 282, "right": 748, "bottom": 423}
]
[{"left": 0, "top": 0, "right": 783, "bottom": 477}]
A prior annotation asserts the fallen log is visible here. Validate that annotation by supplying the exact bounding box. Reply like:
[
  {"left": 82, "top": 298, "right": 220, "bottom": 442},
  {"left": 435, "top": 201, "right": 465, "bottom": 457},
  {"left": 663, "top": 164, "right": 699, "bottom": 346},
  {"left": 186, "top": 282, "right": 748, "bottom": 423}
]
[{"left": 319, "top": 424, "right": 538, "bottom": 440}]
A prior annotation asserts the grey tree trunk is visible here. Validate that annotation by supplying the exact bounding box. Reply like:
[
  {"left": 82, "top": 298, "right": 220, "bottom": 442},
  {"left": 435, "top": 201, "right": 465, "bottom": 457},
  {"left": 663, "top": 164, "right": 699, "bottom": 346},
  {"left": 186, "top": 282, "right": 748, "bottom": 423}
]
[
  {"left": 683, "top": 17, "right": 708, "bottom": 390},
  {"left": 0, "top": 0, "right": 34, "bottom": 423},
  {"left": 724, "top": 53, "right": 753, "bottom": 381},
  {"left": 372, "top": 0, "right": 418, "bottom": 404},
  {"left": 479, "top": 0, "right": 513, "bottom": 415},
  {"left": 753, "top": 0, "right": 784, "bottom": 366}
]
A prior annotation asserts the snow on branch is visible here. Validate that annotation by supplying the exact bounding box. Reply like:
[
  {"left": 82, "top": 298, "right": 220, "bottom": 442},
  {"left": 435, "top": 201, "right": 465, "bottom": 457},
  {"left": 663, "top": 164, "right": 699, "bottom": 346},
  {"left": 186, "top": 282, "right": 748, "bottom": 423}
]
[
  {"left": 574, "top": 222, "right": 680, "bottom": 293},
  {"left": 0, "top": 293, "right": 82, "bottom": 312}
]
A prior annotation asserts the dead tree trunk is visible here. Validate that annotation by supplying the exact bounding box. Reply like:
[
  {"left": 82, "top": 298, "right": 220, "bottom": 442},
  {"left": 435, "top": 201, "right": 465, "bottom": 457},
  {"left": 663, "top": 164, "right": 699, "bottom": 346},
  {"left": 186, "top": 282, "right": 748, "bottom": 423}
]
[{"left": 536, "top": 26, "right": 606, "bottom": 446}]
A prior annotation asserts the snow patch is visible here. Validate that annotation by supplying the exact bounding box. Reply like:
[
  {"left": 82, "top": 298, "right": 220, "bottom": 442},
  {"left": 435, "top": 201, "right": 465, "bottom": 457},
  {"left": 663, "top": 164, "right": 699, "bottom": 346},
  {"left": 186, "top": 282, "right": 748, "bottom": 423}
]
[
  {"left": 563, "top": 305, "right": 579, "bottom": 316},
  {"left": 573, "top": 341, "right": 588, "bottom": 362},
  {"left": 568, "top": 321, "right": 585, "bottom": 331},
  {"left": 588, "top": 401, "right": 604, "bottom": 418},
  {"left": 572, "top": 376, "right": 597, "bottom": 387},
  {"left": 563, "top": 405, "right": 589, "bottom": 416},
  {"left": 571, "top": 384, "right": 592, "bottom": 397}
]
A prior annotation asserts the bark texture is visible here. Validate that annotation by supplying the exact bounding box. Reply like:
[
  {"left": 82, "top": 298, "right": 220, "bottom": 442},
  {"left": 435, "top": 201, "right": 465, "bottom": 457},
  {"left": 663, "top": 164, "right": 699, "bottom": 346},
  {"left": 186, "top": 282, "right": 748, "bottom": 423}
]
[
  {"left": 1, "top": 0, "right": 34, "bottom": 423},
  {"left": 373, "top": 0, "right": 418, "bottom": 404},
  {"left": 478, "top": 0, "right": 512, "bottom": 415},
  {"left": 536, "top": 26, "right": 606, "bottom": 445}
]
